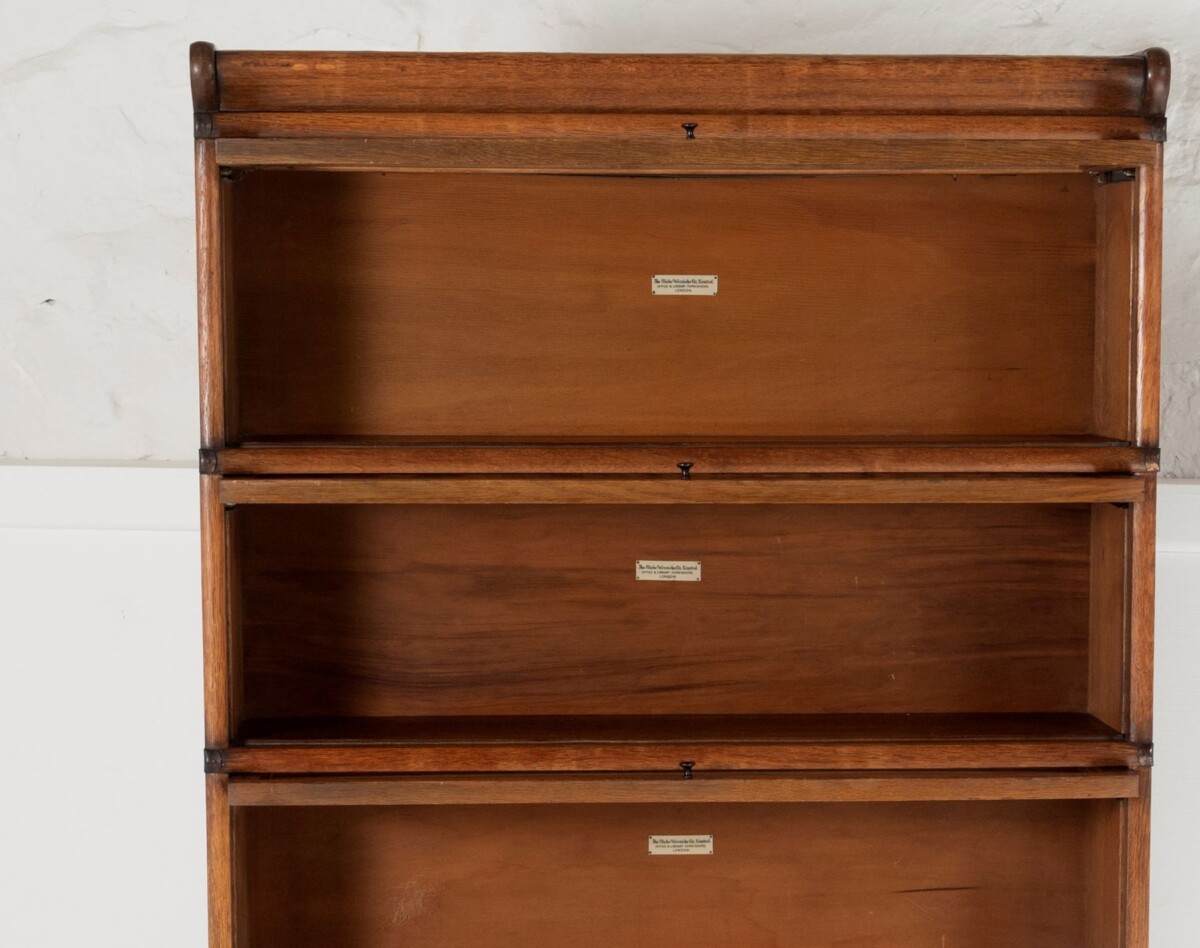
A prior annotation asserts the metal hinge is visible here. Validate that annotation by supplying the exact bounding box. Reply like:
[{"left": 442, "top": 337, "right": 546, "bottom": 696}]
[
  {"left": 1095, "top": 168, "right": 1137, "bottom": 185},
  {"left": 204, "top": 748, "right": 227, "bottom": 774}
]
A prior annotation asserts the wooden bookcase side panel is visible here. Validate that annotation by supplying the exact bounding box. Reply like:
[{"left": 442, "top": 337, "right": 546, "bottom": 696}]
[
  {"left": 200, "top": 475, "right": 230, "bottom": 747},
  {"left": 1129, "top": 476, "right": 1157, "bottom": 744},
  {"left": 1125, "top": 768, "right": 1153, "bottom": 948},
  {"left": 194, "top": 140, "right": 225, "bottom": 450},
  {"left": 205, "top": 774, "right": 233, "bottom": 948},
  {"left": 1135, "top": 151, "right": 1164, "bottom": 447}
]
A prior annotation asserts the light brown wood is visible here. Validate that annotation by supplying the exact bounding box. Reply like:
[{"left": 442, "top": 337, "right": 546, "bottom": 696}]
[
  {"left": 215, "top": 136, "right": 1158, "bottom": 173},
  {"left": 211, "top": 51, "right": 1154, "bottom": 115},
  {"left": 1135, "top": 153, "right": 1164, "bottom": 445},
  {"left": 227, "top": 770, "right": 1140, "bottom": 806},
  {"left": 1126, "top": 768, "right": 1153, "bottom": 947},
  {"left": 217, "top": 737, "right": 1140, "bottom": 774},
  {"left": 217, "top": 474, "right": 1147, "bottom": 506},
  {"left": 1089, "top": 504, "right": 1129, "bottom": 732},
  {"left": 1129, "top": 476, "right": 1157, "bottom": 742},
  {"left": 200, "top": 475, "right": 229, "bottom": 746},
  {"left": 216, "top": 440, "right": 1157, "bottom": 476},
  {"left": 232, "top": 502, "right": 1092, "bottom": 721},
  {"left": 194, "top": 141, "right": 225, "bottom": 448},
  {"left": 235, "top": 799, "right": 1112, "bottom": 947},
  {"left": 227, "top": 172, "right": 1101, "bottom": 443},
  {"left": 1085, "top": 796, "right": 1125, "bottom": 948},
  {"left": 1094, "top": 177, "right": 1135, "bottom": 440},
  {"left": 209, "top": 111, "right": 1163, "bottom": 141},
  {"left": 205, "top": 775, "right": 232, "bottom": 948}
]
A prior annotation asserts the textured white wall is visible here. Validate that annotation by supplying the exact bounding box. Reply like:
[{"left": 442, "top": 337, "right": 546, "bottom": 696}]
[{"left": 1, "top": 0, "right": 1197, "bottom": 470}]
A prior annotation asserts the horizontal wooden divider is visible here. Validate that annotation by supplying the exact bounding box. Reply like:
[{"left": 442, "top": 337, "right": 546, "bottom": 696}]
[
  {"left": 214, "top": 739, "right": 1142, "bottom": 775},
  {"left": 227, "top": 770, "right": 1141, "bottom": 807},
  {"left": 216, "top": 442, "right": 1157, "bottom": 476},
  {"left": 214, "top": 137, "right": 1158, "bottom": 174},
  {"left": 217, "top": 475, "right": 1148, "bottom": 506}
]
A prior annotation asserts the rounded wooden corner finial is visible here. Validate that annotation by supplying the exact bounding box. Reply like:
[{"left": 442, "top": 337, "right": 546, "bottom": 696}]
[
  {"left": 190, "top": 41, "right": 219, "bottom": 112},
  {"left": 1141, "top": 47, "right": 1170, "bottom": 118}
]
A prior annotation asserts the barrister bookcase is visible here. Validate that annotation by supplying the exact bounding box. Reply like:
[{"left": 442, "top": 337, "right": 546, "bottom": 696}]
[{"left": 192, "top": 43, "right": 1168, "bottom": 946}]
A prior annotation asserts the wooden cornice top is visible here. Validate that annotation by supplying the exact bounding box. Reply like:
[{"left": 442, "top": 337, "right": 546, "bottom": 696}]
[{"left": 191, "top": 43, "right": 1169, "bottom": 120}]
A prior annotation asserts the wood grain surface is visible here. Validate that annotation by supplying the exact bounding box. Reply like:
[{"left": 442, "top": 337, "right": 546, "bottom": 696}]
[
  {"left": 234, "top": 502, "right": 1091, "bottom": 721},
  {"left": 216, "top": 475, "right": 1148, "bottom": 506},
  {"left": 236, "top": 799, "right": 1113, "bottom": 947},
  {"left": 210, "top": 50, "right": 1157, "bottom": 116},
  {"left": 227, "top": 172, "right": 1100, "bottom": 442},
  {"left": 227, "top": 770, "right": 1141, "bottom": 806}
]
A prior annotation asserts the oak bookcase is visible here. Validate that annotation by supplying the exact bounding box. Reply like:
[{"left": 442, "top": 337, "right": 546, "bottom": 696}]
[{"left": 192, "top": 43, "right": 1168, "bottom": 947}]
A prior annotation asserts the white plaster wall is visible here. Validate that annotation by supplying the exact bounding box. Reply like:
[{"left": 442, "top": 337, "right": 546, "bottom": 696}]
[{"left": 0, "top": 0, "right": 1197, "bottom": 470}]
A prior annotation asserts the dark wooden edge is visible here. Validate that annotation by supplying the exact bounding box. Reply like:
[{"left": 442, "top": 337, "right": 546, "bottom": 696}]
[
  {"left": 190, "top": 40, "right": 219, "bottom": 111},
  {"left": 225, "top": 769, "right": 1141, "bottom": 806},
  {"left": 199, "top": 448, "right": 219, "bottom": 474},
  {"left": 216, "top": 443, "right": 1158, "bottom": 476},
  {"left": 1141, "top": 47, "right": 1171, "bottom": 118},
  {"left": 211, "top": 739, "right": 1141, "bottom": 775}
]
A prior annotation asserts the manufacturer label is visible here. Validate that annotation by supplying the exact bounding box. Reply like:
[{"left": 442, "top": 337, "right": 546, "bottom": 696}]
[
  {"left": 652, "top": 275, "right": 718, "bottom": 296},
  {"left": 636, "top": 560, "right": 701, "bottom": 582},
  {"left": 649, "top": 835, "right": 714, "bottom": 855}
]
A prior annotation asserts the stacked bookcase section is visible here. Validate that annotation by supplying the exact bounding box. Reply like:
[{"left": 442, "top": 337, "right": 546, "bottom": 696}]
[{"left": 193, "top": 44, "right": 1168, "bottom": 947}]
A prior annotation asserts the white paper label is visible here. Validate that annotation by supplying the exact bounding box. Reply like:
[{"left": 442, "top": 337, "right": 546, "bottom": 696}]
[
  {"left": 649, "top": 835, "right": 714, "bottom": 855},
  {"left": 652, "top": 275, "right": 718, "bottom": 296},
  {"left": 636, "top": 560, "right": 701, "bottom": 582}
]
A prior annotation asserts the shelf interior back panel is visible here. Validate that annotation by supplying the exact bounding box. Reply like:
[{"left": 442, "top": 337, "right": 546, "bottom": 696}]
[
  {"left": 236, "top": 798, "right": 1118, "bottom": 948},
  {"left": 233, "top": 502, "right": 1094, "bottom": 724},
  {"left": 226, "top": 171, "right": 1110, "bottom": 442}
]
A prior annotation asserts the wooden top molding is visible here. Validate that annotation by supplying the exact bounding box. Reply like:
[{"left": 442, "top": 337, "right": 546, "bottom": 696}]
[
  {"left": 1142, "top": 46, "right": 1171, "bottom": 117},
  {"left": 190, "top": 41, "right": 219, "bottom": 112},
  {"left": 193, "top": 45, "right": 1169, "bottom": 122}
]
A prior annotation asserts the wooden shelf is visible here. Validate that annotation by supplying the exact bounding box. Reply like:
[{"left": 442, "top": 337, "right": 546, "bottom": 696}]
[
  {"left": 213, "top": 713, "right": 1142, "bottom": 775},
  {"left": 216, "top": 473, "right": 1149, "bottom": 506},
  {"left": 215, "top": 438, "right": 1157, "bottom": 476},
  {"left": 214, "top": 137, "right": 1159, "bottom": 174},
  {"left": 227, "top": 769, "right": 1141, "bottom": 807}
]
